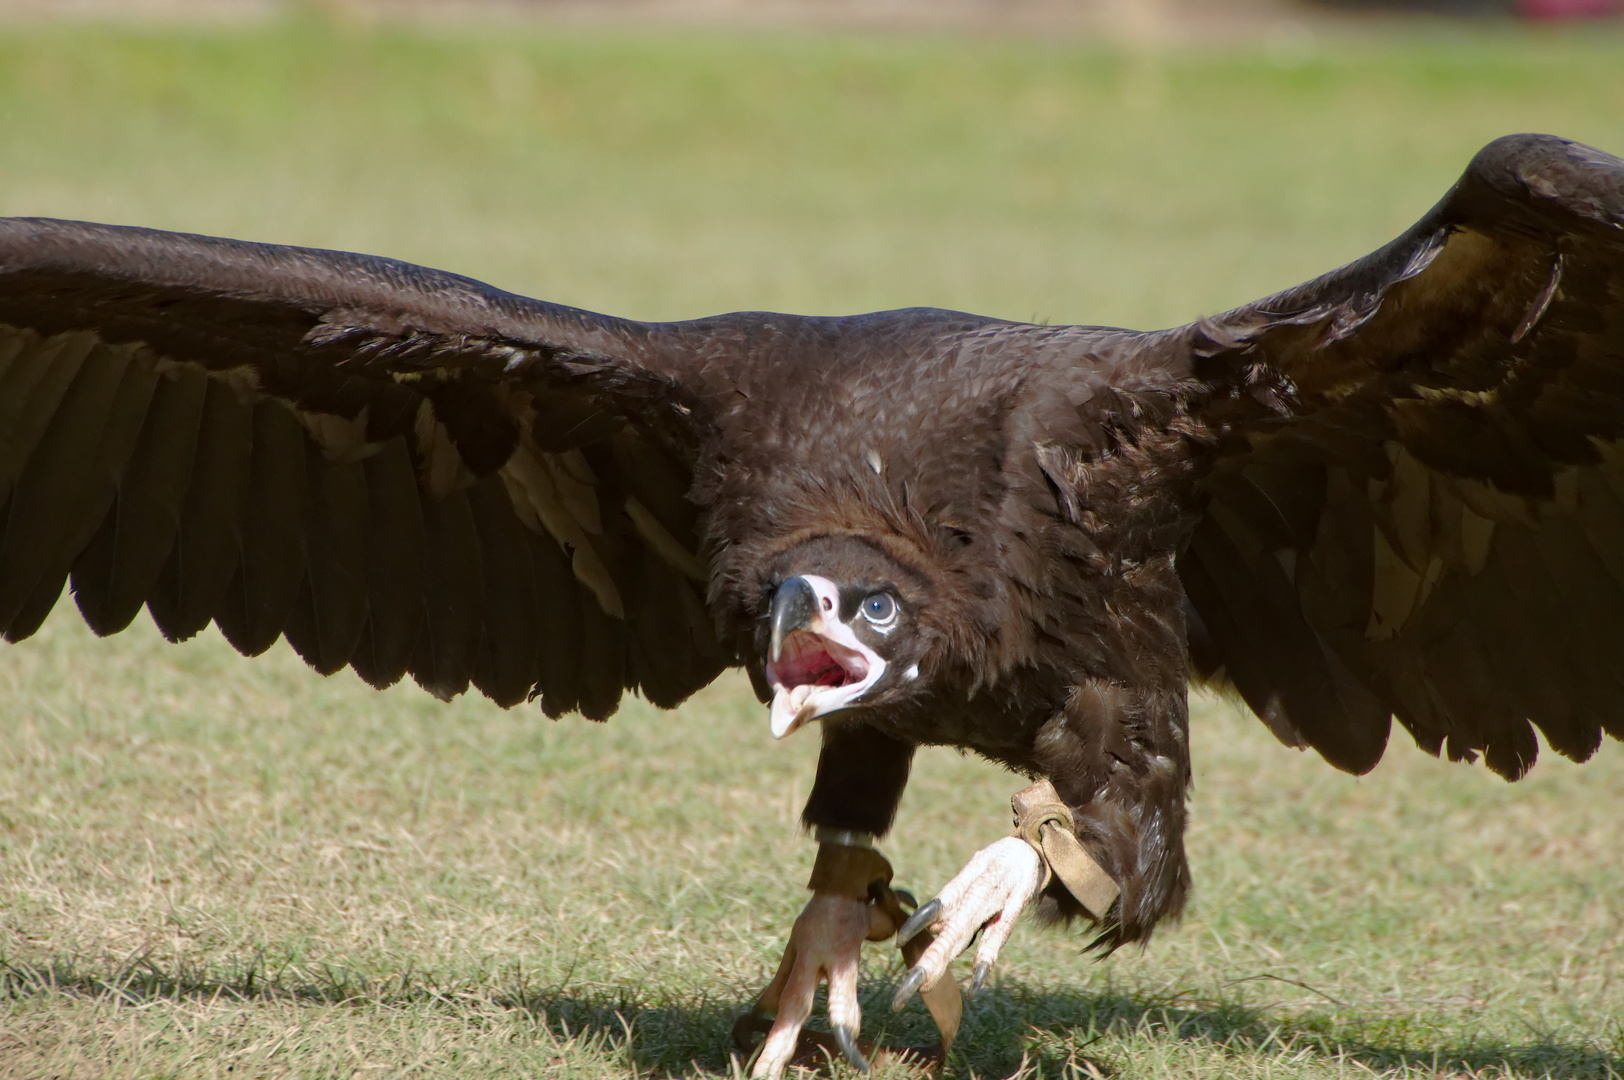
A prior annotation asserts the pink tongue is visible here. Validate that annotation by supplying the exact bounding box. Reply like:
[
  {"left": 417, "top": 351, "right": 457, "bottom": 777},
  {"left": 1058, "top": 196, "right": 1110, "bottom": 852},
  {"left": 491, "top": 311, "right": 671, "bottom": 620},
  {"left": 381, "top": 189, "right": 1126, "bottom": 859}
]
[
  {"left": 774, "top": 633, "right": 867, "bottom": 691},
  {"left": 781, "top": 640, "right": 847, "bottom": 688}
]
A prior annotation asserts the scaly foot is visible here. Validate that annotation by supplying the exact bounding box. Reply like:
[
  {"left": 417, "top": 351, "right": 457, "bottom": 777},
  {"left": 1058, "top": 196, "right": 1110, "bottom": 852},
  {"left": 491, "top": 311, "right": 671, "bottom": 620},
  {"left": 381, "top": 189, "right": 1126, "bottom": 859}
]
[
  {"left": 739, "top": 890, "right": 899, "bottom": 1078},
  {"left": 736, "top": 838, "right": 965, "bottom": 1078},
  {"left": 891, "top": 836, "right": 1044, "bottom": 1009}
]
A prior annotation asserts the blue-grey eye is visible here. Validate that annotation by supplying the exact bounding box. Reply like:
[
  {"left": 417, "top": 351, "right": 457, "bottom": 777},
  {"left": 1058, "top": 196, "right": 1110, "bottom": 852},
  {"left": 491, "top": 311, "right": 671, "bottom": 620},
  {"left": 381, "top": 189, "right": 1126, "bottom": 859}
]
[{"left": 860, "top": 592, "right": 897, "bottom": 626}]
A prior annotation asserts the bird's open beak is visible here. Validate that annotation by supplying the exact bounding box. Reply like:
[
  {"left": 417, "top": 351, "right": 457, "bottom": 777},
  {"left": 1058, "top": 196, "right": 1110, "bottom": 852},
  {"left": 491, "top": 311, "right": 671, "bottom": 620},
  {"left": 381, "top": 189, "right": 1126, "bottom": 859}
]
[
  {"left": 769, "top": 576, "right": 819, "bottom": 665},
  {"left": 765, "top": 575, "right": 884, "bottom": 739}
]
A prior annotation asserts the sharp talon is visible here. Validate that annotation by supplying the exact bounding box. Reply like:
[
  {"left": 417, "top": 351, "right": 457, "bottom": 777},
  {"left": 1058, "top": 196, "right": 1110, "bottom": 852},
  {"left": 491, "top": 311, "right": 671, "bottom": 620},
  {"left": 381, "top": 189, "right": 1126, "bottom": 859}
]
[
  {"left": 970, "top": 960, "right": 991, "bottom": 996},
  {"left": 833, "top": 1023, "right": 871, "bottom": 1073},
  {"left": 892, "top": 967, "right": 926, "bottom": 1012},
  {"left": 897, "top": 897, "right": 941, "bottom": 945},
  {"left": 894, "top": 888, "right": 917, "bottom": 911}
]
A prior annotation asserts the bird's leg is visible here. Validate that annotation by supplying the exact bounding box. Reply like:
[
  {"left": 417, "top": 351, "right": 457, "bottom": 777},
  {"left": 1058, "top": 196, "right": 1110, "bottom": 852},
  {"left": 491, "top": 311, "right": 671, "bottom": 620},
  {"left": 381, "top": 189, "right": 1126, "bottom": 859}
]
[
  {"left": 735, "top": 836, "right": 909, "bottom": 1078},
  {"left": 736, "top": 723, "right": 956, "bottom": 1076},
  {"left": 893, "top": 780, "right": 1119, "bottom": 1009}
]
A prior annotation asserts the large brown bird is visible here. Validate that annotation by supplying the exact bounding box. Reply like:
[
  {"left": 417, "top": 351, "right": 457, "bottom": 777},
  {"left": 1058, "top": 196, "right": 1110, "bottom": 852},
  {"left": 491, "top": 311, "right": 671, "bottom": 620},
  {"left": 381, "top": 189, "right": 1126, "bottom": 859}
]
[{"left": 2, "top": 133, "right": 1622, "bottom": 1076}]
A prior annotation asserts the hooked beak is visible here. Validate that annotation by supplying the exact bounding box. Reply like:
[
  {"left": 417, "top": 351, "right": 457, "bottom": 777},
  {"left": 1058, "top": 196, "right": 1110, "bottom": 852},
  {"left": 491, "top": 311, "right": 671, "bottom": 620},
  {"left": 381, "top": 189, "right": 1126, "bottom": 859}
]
[
  {"left": 765, "top": 575, "right": 885, "bottom": 739},
  {"left": 769, "top": 576, "right": 818, "bottom": 666}
]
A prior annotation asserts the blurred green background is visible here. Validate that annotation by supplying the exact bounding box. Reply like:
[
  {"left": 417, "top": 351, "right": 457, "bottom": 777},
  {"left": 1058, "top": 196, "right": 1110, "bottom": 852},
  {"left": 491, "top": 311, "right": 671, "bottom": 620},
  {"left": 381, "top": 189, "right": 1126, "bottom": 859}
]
[
  {"left": 2, "top": 8, "right": 1622, "bottom": 331},
  {"left": 2, "top": 7, "right": 1623, "bottom": 1079}
]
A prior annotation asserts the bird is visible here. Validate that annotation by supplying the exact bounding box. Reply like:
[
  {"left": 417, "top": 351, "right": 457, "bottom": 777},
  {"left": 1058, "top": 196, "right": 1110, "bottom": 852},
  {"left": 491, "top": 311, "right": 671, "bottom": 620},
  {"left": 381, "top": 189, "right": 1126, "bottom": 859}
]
[{"left": 1, "top": 132, "right": 1621, "bottom": 1077}]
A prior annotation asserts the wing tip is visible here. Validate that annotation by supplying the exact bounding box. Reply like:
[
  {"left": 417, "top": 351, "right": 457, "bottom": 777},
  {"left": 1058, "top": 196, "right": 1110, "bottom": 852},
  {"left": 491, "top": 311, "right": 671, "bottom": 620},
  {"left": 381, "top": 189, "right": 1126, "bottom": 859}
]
[{"left": 1465, "top": 133, "right": 1624, "bottom": 233}]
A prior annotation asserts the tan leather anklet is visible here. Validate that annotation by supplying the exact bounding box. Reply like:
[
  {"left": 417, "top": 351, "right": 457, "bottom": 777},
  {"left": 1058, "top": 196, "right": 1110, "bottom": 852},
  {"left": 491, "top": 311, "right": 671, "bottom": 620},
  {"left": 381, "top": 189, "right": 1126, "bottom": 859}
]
[{"left": 1011, "top": 780, "right": 1121, "bottom": 920}]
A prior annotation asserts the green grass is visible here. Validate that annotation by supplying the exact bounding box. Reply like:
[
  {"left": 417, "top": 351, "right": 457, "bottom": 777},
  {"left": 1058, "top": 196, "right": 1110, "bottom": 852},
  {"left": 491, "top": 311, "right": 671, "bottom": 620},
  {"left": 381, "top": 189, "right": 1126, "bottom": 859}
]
[{"left": 3, "top": 16, "right": 1624, "bottom": 1080}]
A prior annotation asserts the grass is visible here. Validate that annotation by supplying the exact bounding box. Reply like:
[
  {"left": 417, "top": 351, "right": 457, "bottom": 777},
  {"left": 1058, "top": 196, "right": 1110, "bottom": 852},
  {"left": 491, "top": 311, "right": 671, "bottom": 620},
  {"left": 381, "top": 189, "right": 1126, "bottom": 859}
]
[{"left": 2, "top": 15, "right": 1624, "bottom": 1080}]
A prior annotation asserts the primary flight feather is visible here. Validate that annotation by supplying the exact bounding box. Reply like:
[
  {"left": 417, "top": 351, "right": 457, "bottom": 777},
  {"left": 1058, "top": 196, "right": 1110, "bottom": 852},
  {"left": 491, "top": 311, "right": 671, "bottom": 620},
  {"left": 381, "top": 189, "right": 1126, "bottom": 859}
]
[{"left": 1, "top": 132, "right": 1620, "bottom": 1074}]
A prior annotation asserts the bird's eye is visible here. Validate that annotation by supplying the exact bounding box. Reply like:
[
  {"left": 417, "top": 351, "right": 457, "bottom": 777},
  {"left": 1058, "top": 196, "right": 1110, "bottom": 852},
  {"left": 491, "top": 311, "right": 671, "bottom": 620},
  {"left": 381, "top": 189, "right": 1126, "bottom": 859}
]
[{"left": 860, "top": 592, "right": 897, "bottom": 626}]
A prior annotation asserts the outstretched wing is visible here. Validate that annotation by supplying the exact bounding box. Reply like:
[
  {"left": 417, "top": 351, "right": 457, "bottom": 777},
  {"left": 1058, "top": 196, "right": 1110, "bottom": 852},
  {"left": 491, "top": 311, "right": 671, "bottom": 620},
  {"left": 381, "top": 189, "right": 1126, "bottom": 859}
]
[
  {"left": 0, "top": 218, "right": 729, "bottom": 718},
  {"left": 1180, "top": 134, "right": 1624, "bottom": 779}
]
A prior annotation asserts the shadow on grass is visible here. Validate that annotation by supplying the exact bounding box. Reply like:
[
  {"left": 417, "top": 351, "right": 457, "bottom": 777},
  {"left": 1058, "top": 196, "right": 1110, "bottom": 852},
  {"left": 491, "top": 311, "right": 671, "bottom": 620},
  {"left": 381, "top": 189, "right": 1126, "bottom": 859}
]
[
  {"left": 4, "top": 957, "right": 1620, "bottom": 1078},
  {"left": 952, "top": 983, "right": 1624, "bottom": 1080}
]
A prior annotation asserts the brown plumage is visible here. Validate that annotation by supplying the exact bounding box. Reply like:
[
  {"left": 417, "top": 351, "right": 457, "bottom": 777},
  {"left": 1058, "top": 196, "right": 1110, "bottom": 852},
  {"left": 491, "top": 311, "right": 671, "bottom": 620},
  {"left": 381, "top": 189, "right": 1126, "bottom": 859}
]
[{"left": 1, "top": 134, "right": 1622, "bottom": 975}]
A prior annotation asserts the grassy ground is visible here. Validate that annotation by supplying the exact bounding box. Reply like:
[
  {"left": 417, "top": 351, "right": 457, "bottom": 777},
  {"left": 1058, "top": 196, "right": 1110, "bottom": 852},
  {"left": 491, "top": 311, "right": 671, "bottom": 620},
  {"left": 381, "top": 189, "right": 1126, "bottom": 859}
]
[{"left": 2, "top": 18, "right": 1624, "bottom": 1080}]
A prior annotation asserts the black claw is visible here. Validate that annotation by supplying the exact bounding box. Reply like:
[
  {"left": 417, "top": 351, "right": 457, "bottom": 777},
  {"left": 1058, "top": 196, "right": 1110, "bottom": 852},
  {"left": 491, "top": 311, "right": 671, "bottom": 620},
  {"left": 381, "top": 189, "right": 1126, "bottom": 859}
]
[
  {"left": 833, "top": 1024, "right": 871, "bottom": 1073},
  {"left": 897, "top": 897, "right": 941, "bottom": 945},
  {"left": 970, "top": 960, "right": 991, "bottom": 996},
  {"left": 891, "top": 967, "right": 926, "bottom": 1012},
  {"left": 894, "top": 888, "right": 918, "bottom": 911}
]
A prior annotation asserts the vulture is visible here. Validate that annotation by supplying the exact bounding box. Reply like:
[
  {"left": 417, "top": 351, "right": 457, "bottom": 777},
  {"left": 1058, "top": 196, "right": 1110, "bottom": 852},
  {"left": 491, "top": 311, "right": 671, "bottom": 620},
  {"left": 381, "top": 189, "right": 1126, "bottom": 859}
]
[{"left": 2, "top": 132, "right": 1622, "bottom": 1076}]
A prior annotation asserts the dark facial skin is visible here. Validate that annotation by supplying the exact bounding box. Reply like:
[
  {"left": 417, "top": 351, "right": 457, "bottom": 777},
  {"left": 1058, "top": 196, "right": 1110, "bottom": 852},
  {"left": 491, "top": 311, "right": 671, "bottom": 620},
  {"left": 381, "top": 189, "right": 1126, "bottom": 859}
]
[{"left": 754, "top": 535, "right": 934, "bottom": 715}]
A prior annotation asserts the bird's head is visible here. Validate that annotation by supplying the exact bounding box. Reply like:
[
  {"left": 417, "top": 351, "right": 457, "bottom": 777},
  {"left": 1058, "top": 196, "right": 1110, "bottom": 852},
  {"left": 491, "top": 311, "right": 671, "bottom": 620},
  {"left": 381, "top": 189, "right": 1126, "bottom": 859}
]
[{"left": 755, "top": 537, "right": 932, "bottom": 739}]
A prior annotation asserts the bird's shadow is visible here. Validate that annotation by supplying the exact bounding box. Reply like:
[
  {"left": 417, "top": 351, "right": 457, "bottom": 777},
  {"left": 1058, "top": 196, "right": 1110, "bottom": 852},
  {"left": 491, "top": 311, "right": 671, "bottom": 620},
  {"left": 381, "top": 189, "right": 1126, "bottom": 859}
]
[{"left": 5, "top": 957, "right": 1619, "bottom": 1079}]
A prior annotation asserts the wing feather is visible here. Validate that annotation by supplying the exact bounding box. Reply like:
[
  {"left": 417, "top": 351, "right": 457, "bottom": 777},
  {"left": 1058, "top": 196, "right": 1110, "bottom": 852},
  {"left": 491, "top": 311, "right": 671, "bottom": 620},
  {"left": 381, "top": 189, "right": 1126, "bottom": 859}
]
[
  {"left": 1410, "top": 581, "right": 1537, "bottom": 776},
  {"left": 409, "top": 486, "right": 484, "bottom": 701},
  {"left": 0, "top": 337, "right": 151, "bottom": 638},
  {"left": 466, "top": 475, "right": 542, "bottom": 708},
  {"left": 576, "top": 575, "right": 628, "bottom": 722},
  {"left": 215, "top": 405, "right": 308, "bottom": 656},
  {"left": 1532, "top": 513, "right": 1624, "bottom": 694},
  {"left": 0, "top": 217, "right": 736, "bottom": 716},
  {"left": 527, "top": 522, "right": 583, "bottom": 718},
  {"left": 0, "top": 329, "right": 95, "bottom": 506},
  {"left": 627, "top": 552, "right": 699, "bottom": 709},
  {"left": 70, "top": 369, "right": 208, "bottom": 635},
  {"left": 1455, "top": 554, "right": 1580, "bottom": 745},
  {"left": 11, "top": 356, "right": 160, "bottom": 641},
  {"left": 350, "top": 437, "right": 425, "bottom": 691},
  {"left": 282, "top": 453, "right": 370, "bottom": 675},
  {"left": 147, "top": 379, "right": 252, "bottom": 642},
  {"left": 1186, "top": 134, "right": 1624, "bottom": 778},
  {"left": 1576, "top": 468, "right": 1624, "bottom": 588},
  {"left": 1189, "top": 512, "right": 1390, "bottom": 770}
]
